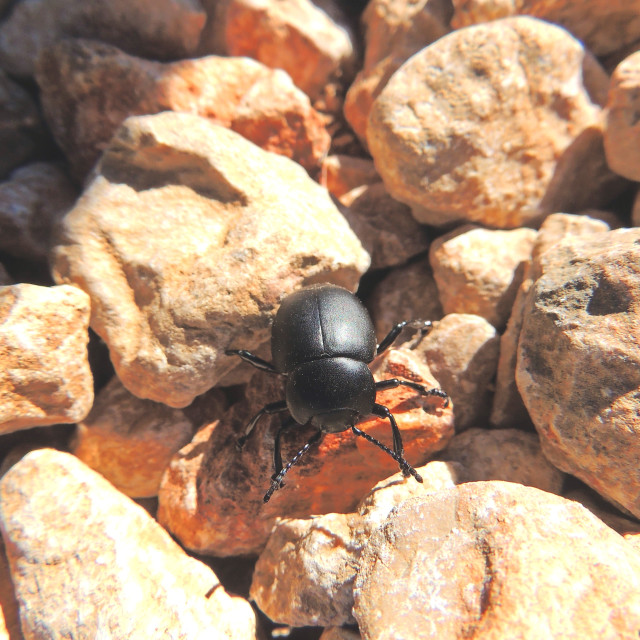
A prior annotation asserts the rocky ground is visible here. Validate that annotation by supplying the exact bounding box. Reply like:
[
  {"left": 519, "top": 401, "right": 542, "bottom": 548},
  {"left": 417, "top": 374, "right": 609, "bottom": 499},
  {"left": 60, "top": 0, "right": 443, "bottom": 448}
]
[{"left": 1, "top": 1, "right": 640, "bottom": 639}]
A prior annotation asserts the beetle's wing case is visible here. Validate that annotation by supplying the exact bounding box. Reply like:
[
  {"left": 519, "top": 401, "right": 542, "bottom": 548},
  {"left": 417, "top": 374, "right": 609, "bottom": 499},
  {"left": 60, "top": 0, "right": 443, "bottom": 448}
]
[{"left": 271, "top": 284, "right": 376, "bottom": 373}]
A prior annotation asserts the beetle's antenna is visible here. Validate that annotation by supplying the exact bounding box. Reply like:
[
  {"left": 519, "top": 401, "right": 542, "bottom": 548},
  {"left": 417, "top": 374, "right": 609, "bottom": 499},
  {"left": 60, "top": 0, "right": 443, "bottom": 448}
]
[
  {"left": 263, "top": 429, "right": 323, "bottom": 503},
  {"left": 351, "top": 425, "right": 423, "bottom": 483}
]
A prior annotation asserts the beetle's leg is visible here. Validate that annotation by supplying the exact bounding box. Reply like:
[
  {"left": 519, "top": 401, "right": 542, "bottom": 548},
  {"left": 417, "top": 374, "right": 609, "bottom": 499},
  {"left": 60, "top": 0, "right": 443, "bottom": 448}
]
[
  {"left": 371, "top": 403, "right": 404, "bottom": 461},
  {"left": 236, "top": 400, "right": 288, "bottom": 449},
  {"left": 225, "top": 349, "right": 279, "bottom": 374},
  {"left": 375, "top": 378, "right": 449, "bottom": 408},
  {"left": 352, "top": 424, "right": 423, "bottom": 483},
  {"left": 264, "top": 428, "right": 322, "bottom": 503},
  {"left": 272, "top": 417, "right": 299, "bottom": 481},
  {"left": 376, "top": 320, "right": 433, "bottom": 356}
]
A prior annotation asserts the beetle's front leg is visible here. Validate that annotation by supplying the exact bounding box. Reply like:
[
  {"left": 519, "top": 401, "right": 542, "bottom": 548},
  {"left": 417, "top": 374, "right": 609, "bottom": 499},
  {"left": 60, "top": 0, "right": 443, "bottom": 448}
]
[{"left": 225, "top": 349, "right": 279, "bottom": 374}]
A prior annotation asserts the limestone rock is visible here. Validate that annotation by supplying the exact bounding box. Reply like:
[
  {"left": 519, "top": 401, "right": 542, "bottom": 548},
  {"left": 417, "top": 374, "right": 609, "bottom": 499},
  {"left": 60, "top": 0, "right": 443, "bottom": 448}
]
[
  {"left": 72, "top": 377, "right": 226, "bottom": 498},
  {"left": 322, "top": 155, "right": 379, "bottom": 199},
  {"left": 354, "top": 482, "right": 640, "bottom": 640},
  {"left": 413, "top": 314, "right": 500, "bottom": 431},
  {"left": 0, "top": 163, "right": 77, "bottom": 261},
  {"left": 429, "top": 225, "right": 537, "bottom": 329},
  {"left": 516, "top": 228, "right": 640, "bottom": 517},
  {"left": 36, "top": 39, "right": 330, "bottom": 180},
  {"left": 224, "top": 0, "right": 358, "bottom": 102},
  {"left": 369, "top": 17, "right": 619, "bottom": 228},
  {"left": 0, "top": 284, "right": 93, "bottom": 435},
  {"left": 51, "top": 111, "right": 369, "bottom": 407},
  {"left": 0, "top": 0, "right": 206, "bottom": 77},
  {"left": 0, "top": 449, "right": 257, "bottom": 640},
  {"left": 604, "top": 51, "right": 640, "bottom": 181}
]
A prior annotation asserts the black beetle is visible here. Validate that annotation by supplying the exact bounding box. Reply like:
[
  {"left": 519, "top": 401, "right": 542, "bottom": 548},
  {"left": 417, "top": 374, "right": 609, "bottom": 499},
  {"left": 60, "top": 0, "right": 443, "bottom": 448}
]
[{"left": 226, "top": 283, "right": 448, "bottom": 502}]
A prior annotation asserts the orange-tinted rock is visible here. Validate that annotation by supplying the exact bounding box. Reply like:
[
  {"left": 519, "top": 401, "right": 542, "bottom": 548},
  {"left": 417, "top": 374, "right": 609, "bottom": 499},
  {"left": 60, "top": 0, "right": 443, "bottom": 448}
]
[
  {"left": 321, "top": 155, "right": 379, "bottom": 199},
  {"left": 0, "top": 538, "right": 21, "bottom": 640}
]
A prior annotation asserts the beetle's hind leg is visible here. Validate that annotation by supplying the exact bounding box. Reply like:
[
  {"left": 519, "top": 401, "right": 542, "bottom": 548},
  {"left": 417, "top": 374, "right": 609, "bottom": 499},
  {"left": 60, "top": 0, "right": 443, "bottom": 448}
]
[
  {"left": 225, "top": 349, "right": 279, "bottom": 374},
  {"left": 236, "top": 400, "right": 288, "bottom": 449},
  {"left": 376, "top": 320, "right": 433, "bottom": 356},
  {"left": 272, "top": 417, "right": 299, "bottom": 482}
]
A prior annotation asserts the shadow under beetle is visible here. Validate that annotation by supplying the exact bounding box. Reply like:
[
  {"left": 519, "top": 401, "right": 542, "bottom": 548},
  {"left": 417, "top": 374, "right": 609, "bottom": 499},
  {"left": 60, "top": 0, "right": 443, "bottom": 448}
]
[{"left": 226, "top": 283, "right": 449, "bottom": 503}]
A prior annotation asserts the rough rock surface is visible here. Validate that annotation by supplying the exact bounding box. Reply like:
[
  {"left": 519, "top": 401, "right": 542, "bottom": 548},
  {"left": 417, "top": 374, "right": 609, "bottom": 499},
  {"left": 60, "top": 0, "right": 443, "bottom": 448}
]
[
  {"left": 0, "top": 163, "right": 77, "bottom": 261},
  {"left": 0, "top": 538, "right": 21, "bottom": 640},
  {"left": 368, "top": 17, "right": 618, "bottom": 228},
  {"left": 51, "top": 111, "right": 369, "bottom": 407},
  {"left": 322, "top": 155, "right": 379, "bottom": 198},
  {"left": 429, "top": 225, "right": 537, "bottom": 329},
  {"left": 158, "top": 347, "right": 453, "bottom": 556},
  {"left": 354, "top": 482, "right": 640, "bottom": 640},
  {"left": 0, "top": 284, "right": 93, "bottom": 435},
  {"left": 36, "top": 39, "right": 330, "bottom": 180},
  {"left": 517, "top": 228, "right": 640, "bottom": 517},
  {"left": 0, "top": 449, "right": 257, "bottom": 640},
  {"left": 0, "top": 0, "right": 206, "bottom": 77}
]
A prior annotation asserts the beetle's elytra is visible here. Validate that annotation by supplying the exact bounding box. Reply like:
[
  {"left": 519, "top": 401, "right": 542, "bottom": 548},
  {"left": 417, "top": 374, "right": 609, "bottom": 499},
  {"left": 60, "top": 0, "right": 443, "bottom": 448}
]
[{"left": 226, "top": 283, "right": 448, "bottom": 503}]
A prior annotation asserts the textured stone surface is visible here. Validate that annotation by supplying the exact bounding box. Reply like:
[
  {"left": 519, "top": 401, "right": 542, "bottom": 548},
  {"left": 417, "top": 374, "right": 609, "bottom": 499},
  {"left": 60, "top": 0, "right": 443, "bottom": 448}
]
[
  {"left": 0, "top": 538, "right": 21, "bottom": 640},
  {"left": 51, "top": 111, "right": 369, "bottom": 407},
  {"left": 322, "top": 155, "right": 379, "bottom": 199},
  {"left": 0, "top": 449, "right": 257, "bottom": 640},
  {"left": 0, "top": 163, "right": 77, "bottom": 261},
  {"left": 604, "top": 51, "right": 640, "bottom": 181},
  {"left": 517, "top": 228, "right": 640, "bottom": 517},
  {"left": 0, "top": 0, "right": 206, "bottom": 77},
  {"left": 158, "top": 347, "right": 452, "bottom": 556},
  {"left": 36, "top": 39, "right": 330, "bottom": 180},
  {"left": 354, "top": 482, "right": 640, "bottom": 640},
  {"left": 319, "top": 628, "right": 361, "bottom": 640},
  {"left": 0, "top": 284, "right": 93, "bottom": 435},
  {"left": 369, "top": 17, "right": 619, "bottom": 228},
  {"left": 429, "top": 225, "right": 537, "bottom": 329}
]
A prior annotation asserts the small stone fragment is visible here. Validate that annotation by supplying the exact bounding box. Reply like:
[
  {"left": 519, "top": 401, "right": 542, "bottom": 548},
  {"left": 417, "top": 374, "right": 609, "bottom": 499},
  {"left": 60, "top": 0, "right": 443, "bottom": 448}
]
[
  {"left": 429, "top": 225, "right": 537, "bottom": 329},
  {"left": 51, "top": 111, "right": 369, "bottom": 407},
  {"left": 321, "top": 155, "right": 379, "bottom": 199},
  {"left": 0, "top": 284, "right": 93, "bottom": 435},
  {"left": 354, "top": 482, "right": 640, "bottom": 640},
  {"left": 0, "top": 449, "right": 257, "bottom": 640},
  {"left": 369, "top": 17, "right": 619, "bottom": 228},
  {"left": 0, "top": 163, "right": 77, "bottom": 261},
  {"left": 0, "top": 0, "right": 206, "bottom": 77},
  {"left": 516, "top": 228, "right": 640, "bottom": 517}
]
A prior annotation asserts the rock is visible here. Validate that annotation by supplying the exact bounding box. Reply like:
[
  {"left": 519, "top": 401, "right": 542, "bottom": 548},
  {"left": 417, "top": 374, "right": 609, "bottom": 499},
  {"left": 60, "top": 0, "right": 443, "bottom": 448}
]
[
  {"left": 0, "top": 284, "right": 93, "bottom": 435},
  {"left": 158, "top": 347, "right": 452, "bottom": 556},
  {"left": 50, "top": 111, "right": 369, "bottom": 407},
  {"left": 490, "top": 213, "right": 610, "bottom": 429},
  {"left": 340, "top": 183, "right": 430, "bottom": 270},
  {"left": 72, "top": 377, "right": 226, "bottom": 498},
  {"left": 366, "top": 256, "right": 444, "bottom": 342},
  {"left": 0, "top": 163, "right": 77, "bottom": 261},
  {"left": 0, "top": 69, "right": 43, "bottom": 179},
  {"left": 354, "top": 482, "right": 640, "bottom": 640},
  {"left": 516, "top": 228, "right": 640, "bottom": 517},
  {"left": 604, "top": 50, "right": 640, "bottom": 181},
  {"left": 0, "top": 449, "right": 257, "bottom": 640},
  {"left": 319, "top": 628, "right": 361, "bottom": 640},
  {"left": 438, "top": 428, "right": 564, "bottom": 493},
  {"left": 413, "top": 314, "right": 500, "bottom": 431},
  {"left": 224, "top": 0, "right": 358, "bottom": 103},
  {"left": 321, "top": 155, "right": 379, "bottom": 199},
  {"left": 0, "top": 0, "right": 206, "bottom": 77},
  {"left": 429, "top": 225, "right": 537, "bottom": 329},
  {"left": 0, "top": 538, "right": 21, "bottom": 640},
  {"left": 344, "top": 0, "right": 450, "bottom": 146},
  {"left": 36, "top": 39, "right": 330, "bottom": 181},
  {"left": 368, "top": 17, "right": 620, "bottom": 229},
  {"left": 451, "top": 0, "right": 640, "bottom": 58}
]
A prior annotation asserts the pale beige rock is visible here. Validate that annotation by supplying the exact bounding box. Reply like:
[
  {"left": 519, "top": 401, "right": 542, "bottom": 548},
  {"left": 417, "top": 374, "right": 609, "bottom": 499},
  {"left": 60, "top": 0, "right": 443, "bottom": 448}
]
[
  {"left": 517, "top": 228, "right": 640, "bottom": 517},
  {"left": 0, "top": 284, "right": 93, "bottom": 434},
  {"left": 0, "top": 538, "right": 22, "bottom": 640},
  {"left": 0, "top": 449, "right": 257, "bottom": 640},
  {"left": 36, "top": 39, "right": 330, "bottom": 180},
  {"left": 72, "top": 377, "right": 226, "bottom": 498},
  {"left": 158, "top": 347, "right": 452, "bottom": 556},
  {"left": 490, "top": 213, "right": 610, "bottom": 429},
  {"left": 321, "top": 155, "right": 379, "bottom": 199},
  {"left": 51, "top": 111, "right": 369, "bottom": 407},
  {"left": 429, "top": 225, "right": 537, "bottom": 329},
  {"left": 0, "top": 0, "right": 206, "bottom": 77},
  {"left": 340, "top": 183, "right": 430, "bottom": 270},
  {"left": 605, "top": 51, "right": 640, "bottom": 181},
  {"left": 0, "top": 163, "right": 77, "bottom": 261},
  {"left": 413, "top": 314, "right": 499, "bottom": 431},
  {"left": 452, "top": 0, "right": 640, "bottom": 58},
  {"left": 224, "top": 0, "right": 358, "bottom": 102},
  {"left": 369, "top": 17, "right": 620, "bottom": 229}
]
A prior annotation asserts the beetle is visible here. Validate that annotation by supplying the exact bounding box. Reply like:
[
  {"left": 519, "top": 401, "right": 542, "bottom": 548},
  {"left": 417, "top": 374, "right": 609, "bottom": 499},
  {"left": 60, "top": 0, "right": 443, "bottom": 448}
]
[{"left": 226, "top": 283, "right": 448, "bottom": 502}]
